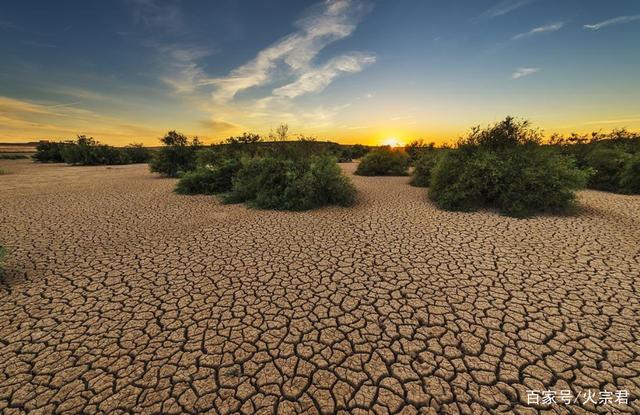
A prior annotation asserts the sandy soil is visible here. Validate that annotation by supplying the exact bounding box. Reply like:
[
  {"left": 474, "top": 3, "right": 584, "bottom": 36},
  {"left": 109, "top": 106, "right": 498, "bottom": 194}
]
[{"left": 0, "top": 159, "right": 639, "bottom": 414}]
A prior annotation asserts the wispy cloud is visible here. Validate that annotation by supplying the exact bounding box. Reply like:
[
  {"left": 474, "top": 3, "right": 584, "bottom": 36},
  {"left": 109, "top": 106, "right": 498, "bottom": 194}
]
[
  {"left": 272, "top": 53, "right": 375, "bottom": 98},
  {"left": 476, "top": 0, "right": 535, "bottom": 19},
  {"left": 512, "top": 22, "right": 563, "bottom": 40},
  {"left": 512, "top": 67, "right": 540, "bottom": 79},
  {"left": 584, "top": 14, "right": 640, "bottom": 31},
  {"left": 584, "top": 117, "right": 640, "bottom": 125},
  {"left": 129, "top": 0, "right": 184, "bottom": 32},
  {"left": 201, "top": 0, "right": 374, "bottom": 103},
  {"left": 157, "top": 45, "right": 213, "bottom": 93},
  {"left": 0, "top": 19, "right": 18, "bottom": 31},
  {"left": 199, "top": 119, "right": 239, "bottom": 132},
  {"left": 0, "top": 96, "right": 159, "bottom": 143}
]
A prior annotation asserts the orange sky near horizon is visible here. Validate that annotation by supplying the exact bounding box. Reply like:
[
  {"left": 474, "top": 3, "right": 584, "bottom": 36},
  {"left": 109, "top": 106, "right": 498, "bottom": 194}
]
[{"left": 2, "top": 93, "right": 639, "bottom": 148}]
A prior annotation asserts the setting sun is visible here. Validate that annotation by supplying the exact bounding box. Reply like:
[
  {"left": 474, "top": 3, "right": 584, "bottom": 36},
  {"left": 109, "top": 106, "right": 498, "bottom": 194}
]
[{"left": 382, "top": 137, "right": 403, "bottom": 148}]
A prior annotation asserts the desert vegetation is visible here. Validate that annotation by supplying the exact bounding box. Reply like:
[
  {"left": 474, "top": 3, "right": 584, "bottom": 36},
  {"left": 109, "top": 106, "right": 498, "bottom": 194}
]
[
  {"left": 409, "top": 148, "right": 446, "bottom": 188},
  {"left": 32, "top": 136, "right": 152, "bottom": 165},
  {"left": 172, "top": 128, "right": 357, "bottom": 210},
  {"left": 355, "top": 147, "right": 409, "bottom": 176},
  {"left": 225, "top": 154, "right": 356, "bottom": 210},
  {"left": 149, "top": 131, "right": 202, "bottom": 177},
  {"left": 428, "top": 117, "right": 589, "bottom": 217},
  {"left": 550, "top": 129, "right": 640, "bottom": 194}
]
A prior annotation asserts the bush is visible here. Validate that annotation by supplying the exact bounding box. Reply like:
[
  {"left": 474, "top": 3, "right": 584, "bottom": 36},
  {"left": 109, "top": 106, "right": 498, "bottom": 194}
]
[
  {"left": 0, "top": 168, "right": 8, "bottom": 175},
  {"left": 355, "top": 147, "right": 409, "bottom": 176},
  {"left": 584, "top": 147, "right": 632, "bottom": 192},
  {"left": 409, "top": 150, "right": 443, "bottom": 187},
  {"left": 123, "top": 143, "right": 153, "bottom": 163},
  {"left": 59, "top": 136, "right": 129, "bottom": 165},
  {"left": 33, "top": 138, "right": 149, "bottom": 165},
  {"left": 0, "top": 245, "right": 5, "bottom": 272},
  {"left": 175, "top": 158, "right": 241, "bottom": 195},
  {"left": 150, "top": 131, "right": 201, "bottom": 177},
  {"left": 33, "top": 141, "right": 70, "bottom": 163},
  {"left": 405, "top": 140, "right": 435, "bottom": 165},
  {"left": 429, "top": 117, "right": 589, "bottom": 217},
  {"left": 226, "top": 155, "right": 356, "bottom": 210},
  {"left": 620, "top": 154, "right": 640, "bottom": 194}
]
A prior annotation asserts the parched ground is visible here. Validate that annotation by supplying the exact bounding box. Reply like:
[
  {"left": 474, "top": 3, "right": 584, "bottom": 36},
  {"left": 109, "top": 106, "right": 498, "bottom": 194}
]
[{"left": 0, "top": 159, "right": 639, "bottom": 415}]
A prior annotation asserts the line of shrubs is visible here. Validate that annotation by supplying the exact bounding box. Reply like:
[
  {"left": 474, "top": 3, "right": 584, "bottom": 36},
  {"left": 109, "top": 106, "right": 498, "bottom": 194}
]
[
  {"left": 153, "top": 129, "right": 358, "bottom": 211},
  {"left": 400, "top": 118, "right": 639, "bottom": 217},
  {"left": 33, "top": 136, "right": 153, "bottom": 165},
  {"left": 550, "top": 130, "right": 640, "bottom": 194}
]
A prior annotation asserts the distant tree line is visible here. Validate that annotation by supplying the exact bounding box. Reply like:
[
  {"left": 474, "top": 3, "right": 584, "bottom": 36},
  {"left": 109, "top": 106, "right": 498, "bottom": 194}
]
[{"left": 33, "top": 136, "right": 152, "bottom": 165}]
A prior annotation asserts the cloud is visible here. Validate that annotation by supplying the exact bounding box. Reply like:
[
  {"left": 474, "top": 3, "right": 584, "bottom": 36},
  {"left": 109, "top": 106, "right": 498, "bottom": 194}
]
[
  {"left": 512, "top": 67, "right": 540, "bottom": 79},
  {"left": 272, "top": 53, "right": 375, "bottom": 98},
  {"left": 476, "top": 0, "right": 535, "bottom": 19},
  {"left": 584, "top": 14, "right": 640, "bottom": 31},
  {"left": 584, "top": 117, "right": 640, "bottom": 125},
  {"left": 512, "top": 22, "right": 563, "bottom": 40},
  {"left": 129, "top": 0, "right": 184, "bottom": 32},
  {"left": 0, "top": 96, "right": 159, "bottom": 144},
  {"left": 198, "top": 119, "right": 239, "bottom": 132},
  {"left": 0, "top": 19, "right": 18, "bottom": 31},
  {"left": 202, "top": 0, "right": 374, "bottom": 103},
  {"left": 156, "top": 44, "right": 213, "bottom": 93}
]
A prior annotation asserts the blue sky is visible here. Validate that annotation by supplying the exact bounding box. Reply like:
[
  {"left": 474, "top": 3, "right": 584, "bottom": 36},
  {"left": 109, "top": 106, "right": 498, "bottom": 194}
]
[{"left": 1, "top": 0, "right": 639, "bottom": 145}]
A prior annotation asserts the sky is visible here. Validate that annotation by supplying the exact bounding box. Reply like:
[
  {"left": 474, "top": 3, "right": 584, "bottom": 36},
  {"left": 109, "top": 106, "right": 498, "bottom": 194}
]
[{"left": 1, "top": 0, "right": 639, "bottom": 146}]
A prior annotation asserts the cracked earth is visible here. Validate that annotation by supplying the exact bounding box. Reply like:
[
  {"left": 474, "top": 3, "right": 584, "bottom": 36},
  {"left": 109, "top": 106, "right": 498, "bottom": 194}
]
[{"left": 0, "top": 159, "right": 639, "bottom": 414}]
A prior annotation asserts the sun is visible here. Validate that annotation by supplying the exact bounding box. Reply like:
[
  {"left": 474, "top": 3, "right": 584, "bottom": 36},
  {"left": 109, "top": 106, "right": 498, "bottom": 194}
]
[{"left": 382, "top": 137, "right": 403, "bottom": 148}]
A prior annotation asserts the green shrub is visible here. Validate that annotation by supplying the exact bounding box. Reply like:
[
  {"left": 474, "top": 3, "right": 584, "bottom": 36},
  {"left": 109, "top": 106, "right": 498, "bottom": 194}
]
[
  {"left": 405, "top": 140, "right": 436, "bottom": 165},
  {"left": 429, "top": 117, "right": 588, "bottom": 217},
  {"left": 409, "top": 150, "right": 443, "bottom": 187},
  {"left": 150, "top": 131, "right": 201, "bottom": 177},
  {"left": 226, "top": 155, "right": 356, "bottom": 210},
  {"left": 123, "top": 143, "right": 153, "bottom": 163},
  {"left": 584, "top": 147, "right": 632, "bottom": 192},
  {"left": 175, "top": 158, "right": 241, "bottom": 195},
  {"left": 0, "top": 168, "right": 8, "bottom": 175},
  {"left": 341, "top": 144, "right": 370, "bottom": 161},
  {"left": 33, "top": 138, "right": 148, "bottom": 165},
  {"left": 355, "top": 147, "right": 409, "bottom": 176},
  {"left": 59, "top": 136, "right": 129, "bottom": 165},
  {"left": 620, "top": 154, "right": 640, "bottom": 194},
  {"left": 33, "top": 141, "right": 69, "bottom": 163},
  {"left": 429, "top": 149, "right": 502, "bottom": 212},
  {"left": 0, "top": 245, "right": 5, "bottom": 272},
  {"left": 496, "top": 148, "right": 588, "bottom": 217},
  {"left": 0, "top": 154, "right": 29, "bottom": 160}
]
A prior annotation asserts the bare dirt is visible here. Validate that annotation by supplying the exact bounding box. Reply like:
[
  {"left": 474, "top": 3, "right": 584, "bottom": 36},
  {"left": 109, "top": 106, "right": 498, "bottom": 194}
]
[{"left": 1, "top": 159, "right": 639, "bottom": 414}]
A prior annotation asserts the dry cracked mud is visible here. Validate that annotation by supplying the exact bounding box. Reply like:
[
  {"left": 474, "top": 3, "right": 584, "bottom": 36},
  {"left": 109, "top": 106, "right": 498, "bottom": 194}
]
[{"left": 0, "top": 159, "right": 639, "bottom": 415}]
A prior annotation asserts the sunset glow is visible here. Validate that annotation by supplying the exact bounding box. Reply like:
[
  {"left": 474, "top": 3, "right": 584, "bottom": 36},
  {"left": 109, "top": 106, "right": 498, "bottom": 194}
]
[
  {"left": 382, "top": 137, "right": 403, "bottom": 148},
  {"left": 1, "top": 1, "right": 639, "bottom": 146}
]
